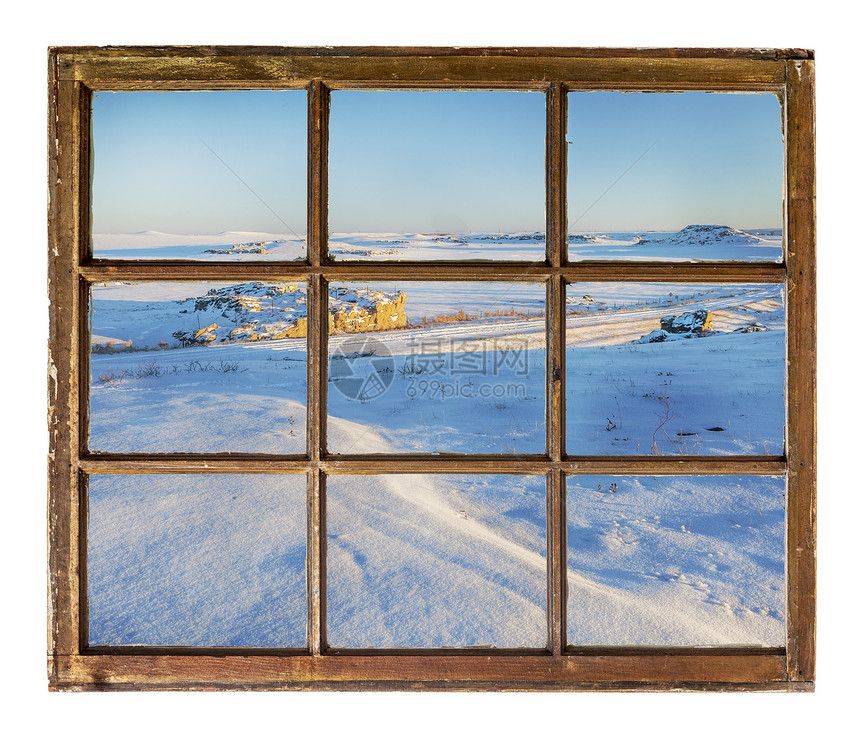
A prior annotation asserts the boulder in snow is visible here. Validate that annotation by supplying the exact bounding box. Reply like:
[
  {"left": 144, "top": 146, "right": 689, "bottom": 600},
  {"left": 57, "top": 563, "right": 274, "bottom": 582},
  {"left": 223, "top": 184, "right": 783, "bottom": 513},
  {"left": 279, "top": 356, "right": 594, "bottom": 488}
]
[
  {"left": 660, "top": 309, "right": 713, "bottom": 334},
  {"left": 635, "top": 309, "right": 715, "bottom": 344},
  {"left": 734, "top": 322, "right": 768, "bottom": 333}
]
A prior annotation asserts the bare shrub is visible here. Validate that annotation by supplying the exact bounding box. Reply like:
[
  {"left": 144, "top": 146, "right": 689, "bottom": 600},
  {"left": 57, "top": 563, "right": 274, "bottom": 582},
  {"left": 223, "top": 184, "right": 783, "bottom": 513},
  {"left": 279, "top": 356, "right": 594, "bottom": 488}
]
[{"left": 651, "top": 393, "right": 677, "bottom": 455}]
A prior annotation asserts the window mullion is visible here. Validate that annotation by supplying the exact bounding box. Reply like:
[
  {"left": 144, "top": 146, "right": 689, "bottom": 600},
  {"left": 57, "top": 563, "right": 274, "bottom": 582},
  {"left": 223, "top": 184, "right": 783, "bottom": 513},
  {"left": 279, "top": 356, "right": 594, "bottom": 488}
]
[
  {"left": 307, "top": 468, "right": 326, "bottom": 654},
  {"left": 546, "top": 82, "right": 567, "bottom": 270},
  {"left": 308, "top": 79, "right": 330, "bottom": 269},
  {"left": 307, "top": 80, "right": 330, "bottom": 655},
  {"left": 547, "top": 468, "right": 567, "bottom": 655},
  {"left": 306, "top": 273, "right": 328, "bottom": 653},
  {"left": 546, "top": 82, "right": 568, "bottom": 654}
]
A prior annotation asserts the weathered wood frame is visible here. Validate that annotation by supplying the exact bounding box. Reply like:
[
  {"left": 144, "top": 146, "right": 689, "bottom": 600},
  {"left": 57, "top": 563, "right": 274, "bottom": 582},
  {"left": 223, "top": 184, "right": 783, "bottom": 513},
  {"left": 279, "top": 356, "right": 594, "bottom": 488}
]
[{"left": 47, "top": 47, "right": 816, "bottom": 691}]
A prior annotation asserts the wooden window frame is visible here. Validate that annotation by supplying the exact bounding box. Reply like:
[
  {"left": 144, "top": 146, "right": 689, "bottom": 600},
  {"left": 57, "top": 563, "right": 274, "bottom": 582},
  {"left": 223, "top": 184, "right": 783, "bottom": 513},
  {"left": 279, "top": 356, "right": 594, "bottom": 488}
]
[{"left": 47, "top": 46, "right": 816, "bottom": 692}]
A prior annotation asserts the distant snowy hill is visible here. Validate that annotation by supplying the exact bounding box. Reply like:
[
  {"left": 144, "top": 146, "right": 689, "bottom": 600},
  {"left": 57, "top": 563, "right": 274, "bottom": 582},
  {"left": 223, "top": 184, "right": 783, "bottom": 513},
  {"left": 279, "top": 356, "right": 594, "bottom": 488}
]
[
  {"left": 93, "top": 225, "right": 782, "bottom": 263},
  {"left": 637, "top": 224, "right": 770, "bottom": 248},
  {"left": 92, "top": 231, "right": 306, "bottom": 260},
  {"left": 567, "top": 224, "right": 782, "bottom": 262}
]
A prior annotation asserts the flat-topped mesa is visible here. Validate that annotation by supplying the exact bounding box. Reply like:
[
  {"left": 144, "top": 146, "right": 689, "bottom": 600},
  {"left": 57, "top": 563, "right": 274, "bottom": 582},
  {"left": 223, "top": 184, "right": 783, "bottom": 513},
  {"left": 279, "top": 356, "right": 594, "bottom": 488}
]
[
  {"left": 638, "top": 225, "right": 768, "bottom": 248},
  {"left": 171, "top": 283, "right": 407, "bottom": 346}
]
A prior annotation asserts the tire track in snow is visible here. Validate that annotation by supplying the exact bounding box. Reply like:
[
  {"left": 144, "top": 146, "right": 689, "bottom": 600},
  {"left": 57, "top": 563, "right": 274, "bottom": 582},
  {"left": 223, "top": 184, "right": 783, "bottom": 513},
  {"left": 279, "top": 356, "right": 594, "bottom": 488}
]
[
  {"left": 331, "top": 287, "right": 781, "bottom": 353},
  {"left": 224, "top": 287, "right": 780, "bottom": 355}
]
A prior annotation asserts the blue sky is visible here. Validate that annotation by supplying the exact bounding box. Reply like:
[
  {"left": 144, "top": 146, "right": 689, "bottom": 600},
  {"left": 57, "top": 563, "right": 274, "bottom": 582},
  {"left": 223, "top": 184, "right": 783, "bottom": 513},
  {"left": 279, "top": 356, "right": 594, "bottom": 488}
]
[
  {"left": 92, "top": 89, "right": 782, "bottom": 234},
  {"left": 329, "top": 91, "right": 545, "bottom": 232},
  {"left": 567, "top": 91, "right": 783, "bottom": 232},
  {"left": 91, "top": 90, "right": 307, "bottom": 235}
]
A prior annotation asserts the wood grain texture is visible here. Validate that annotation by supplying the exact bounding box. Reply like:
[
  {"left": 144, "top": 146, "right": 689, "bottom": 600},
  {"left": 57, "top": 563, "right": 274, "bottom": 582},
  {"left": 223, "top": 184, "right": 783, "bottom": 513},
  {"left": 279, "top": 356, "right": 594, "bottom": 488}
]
[
  {"left": 49, "top": 652, "right": 788, "bottom": 691},
  {"left": 78, "top": 454, "right": 787, "bottom": 476},
  {"left": 547, "top": 469, "right": 567, "bottom": 655},
  {"left": 78, "top": 474, "right": 89, "bottom": 650},
  {"left": 784, "top": 59, "right": 816, "bottom": 683},
  {"left": 47, "top": 66, "right": 84, "bottom": 663},
  {"left": 545, "top": 273, "right": 566, "bottom": 655},
  {"left": 78, "top": 261, "right": 786, "bottom": 282},
  {"left": 78, "top": 455, "right": 311, "bottom": 474},
  {"left": 56, "top": 51, "right": 787, "bottom": 91},
  {"left": 546, "top": 83, "right": 567, "bottom": 269},
  {"left": 323, "top": 456, "right": 787, "bottom": 475},
  {"left": 305, "top": 86, "right": 330, "bottom": 656},
  {"left": 307, "top": 81, "right": 328, "bottom": 268},
  {"left": 546, "top": 82, "right": 567, "bottom": 467},
  {"left": 306, "top": 279, "right": 328, "bottom": 459},
  {"left": 50, "top": 46, "right": 813, "bottom": 60},
  {"left": 547, "top": 276, "right": 566, "bottom": 460},
  {"left": 305, "top": 274, "right": 328, "bottom": 657},
  {"left": 77, "top": 278, "right": 90, "bottom": 460},
  {"left": 307, "top": 471, "right": 325, "bottom": 655}
]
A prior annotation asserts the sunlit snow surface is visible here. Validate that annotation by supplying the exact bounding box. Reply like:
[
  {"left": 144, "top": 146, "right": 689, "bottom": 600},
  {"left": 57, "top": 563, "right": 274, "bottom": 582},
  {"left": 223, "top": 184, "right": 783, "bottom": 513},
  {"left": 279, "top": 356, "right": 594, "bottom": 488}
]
[
  {"left": 567, "top": 475, "right": 784, "bottom": 646},
  {"left": 86, "top": 231, "right": 786, "bottom": 648},
  {"left": 565, "top": 283, "right": 786, "bottom": 455},
  {"left": 327, "top": 475, "right": 547, "bottom": 648},
  {"left": 87, "top": 475, "right": 307, "bottom": 647}
]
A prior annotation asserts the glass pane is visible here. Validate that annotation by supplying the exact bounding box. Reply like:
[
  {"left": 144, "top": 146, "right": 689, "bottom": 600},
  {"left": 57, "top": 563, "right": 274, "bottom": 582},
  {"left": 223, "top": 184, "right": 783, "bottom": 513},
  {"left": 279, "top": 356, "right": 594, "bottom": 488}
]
[
  {"left": 329, "top": 90, "right": 545, "bottom": 260},
  {"left": 566, "top": 282, "right": 785, "bottom": 455},
  {"left": 89, "top": 281, "right": 307, "bottom": 453},
  {"left": 327, "top": 281, "right": 545, "bottom": 454},
  {"left": 87, "top": 474, "right": 307, "bottom": 647},
  {"left": 567, "top": 475, "right": 786, "bottom": 646},
  {"left": 327, "top": 474, "right": 547, "bottom": 648},
  {"left": 567, "top": 91, "right": 783, "bottom": 262},
  {"left": 91, "top": 90, "right": 306, "bottom": 260}
]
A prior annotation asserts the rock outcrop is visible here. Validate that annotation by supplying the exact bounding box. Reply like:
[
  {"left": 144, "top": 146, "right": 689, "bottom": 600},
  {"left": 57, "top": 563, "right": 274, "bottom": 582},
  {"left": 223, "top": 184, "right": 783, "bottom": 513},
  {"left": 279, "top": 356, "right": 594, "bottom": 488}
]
[
  {"left": 331, "top": 247, "right": 402, "bottom": 256},
  {"left": 171, "top": 283, "right": 407, "bottom": 346},
  {"left": 660, "top": 309, "right": 713, "bottom": 334},
  {"left": 329, "top": 289, "right": 408, "bottom": 333},
  {"left": 733, "top": 322, "right": 768, "bottom": 333},
  {"left": 203, "top": 242, "right": 273, "bottom": 255},
  {"left": 477, "top": 233, "right": 545, "bottom": 241},
  {"left": 635, "top": 309, "right": 715, "bottom": 344}
]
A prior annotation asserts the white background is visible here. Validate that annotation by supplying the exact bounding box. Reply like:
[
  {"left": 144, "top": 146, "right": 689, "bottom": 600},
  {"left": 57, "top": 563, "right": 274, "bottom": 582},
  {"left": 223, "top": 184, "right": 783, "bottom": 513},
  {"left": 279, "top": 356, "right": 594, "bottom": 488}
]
[{"left": 2, "top": 1, "right": 853, "bottom": 732}]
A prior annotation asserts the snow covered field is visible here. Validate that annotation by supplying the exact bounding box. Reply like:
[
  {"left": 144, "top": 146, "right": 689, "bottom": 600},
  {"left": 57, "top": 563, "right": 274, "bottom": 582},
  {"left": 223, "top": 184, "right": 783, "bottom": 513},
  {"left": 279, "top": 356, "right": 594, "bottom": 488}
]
[
  {"left": 93, "top": 224, "right": 783, "bottom": 262},
  {"left": 565, "top": 283, "right": 785, "bottom": 454},
  {"left": 92, "top": 231, "right": 307, "bottom": 261},
  {"left": 327, "top": 474, "right": 548, "bottom": 648},
  {"left": 88, "top": 474, "right": 307, "bottom": 647},
  {"left": 567, "top": 225, "right": 782, "bottom": 262},
  {"left": 86, "top": 230, "right": 786, "bottom": 649},
  {"left": 567, "top": 474, "right": 784, "bottom": 646}
]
